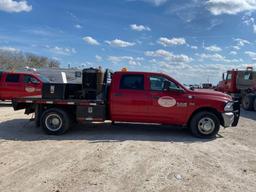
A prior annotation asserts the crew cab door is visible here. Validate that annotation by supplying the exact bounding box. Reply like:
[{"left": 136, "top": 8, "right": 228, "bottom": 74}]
[
  {"left": 147, "top": 75, "right": 188, "bottom": 125},
  {"left": 2, "top": 73, "right": 23, "bottom": 99},
  {"left": 23, "top": 74, "right": 42, "bottom": 97},
  {"left": 110, "top": 73, "right": 150, "bottom": 122}
]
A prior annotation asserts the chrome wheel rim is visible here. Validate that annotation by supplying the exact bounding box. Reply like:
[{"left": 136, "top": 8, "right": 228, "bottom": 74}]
[
  {"left": 198, "top": 117, "right": 215, "bottom": 135},
  {"left": 45, "top": 114, "right": 62, "bottom": 131}
]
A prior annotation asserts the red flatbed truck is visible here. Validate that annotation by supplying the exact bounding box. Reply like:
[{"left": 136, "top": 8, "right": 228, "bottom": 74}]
[{"left": 12, "top": 69, "right": 240, "bottom": 139}]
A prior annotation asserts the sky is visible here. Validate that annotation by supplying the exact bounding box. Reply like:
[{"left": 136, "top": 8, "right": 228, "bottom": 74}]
[{"left": 1, "top": 0, "right": 256, "bottom": 84}]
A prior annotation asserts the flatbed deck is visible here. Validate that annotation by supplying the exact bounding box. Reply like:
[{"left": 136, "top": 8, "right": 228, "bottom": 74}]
[{"left": 13, "top": 98, "right": 105, "bottom": 106}]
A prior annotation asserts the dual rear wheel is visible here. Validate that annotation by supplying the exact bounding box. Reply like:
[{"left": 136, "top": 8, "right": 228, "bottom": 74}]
[{"left": 41, "top": 108, "right": 70, "bottom": 135}]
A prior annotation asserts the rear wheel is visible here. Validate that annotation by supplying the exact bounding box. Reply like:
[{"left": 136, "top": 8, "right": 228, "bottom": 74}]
[
  {"left": 190, "top": 111, "right": 220, "bottom": 139},
  {"left": 242, "top": 94, "right": 254, "bottom": 111},
  {"left": 41, "top": 108, "right": 70, "bottom": 135}
]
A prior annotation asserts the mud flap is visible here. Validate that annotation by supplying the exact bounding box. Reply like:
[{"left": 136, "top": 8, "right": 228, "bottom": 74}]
[
  {"left": 12, "top": 100, "right": 27, "bottom": 111},
  {"left": 232, "top": 100, "right": 240, "bottom": 127}
]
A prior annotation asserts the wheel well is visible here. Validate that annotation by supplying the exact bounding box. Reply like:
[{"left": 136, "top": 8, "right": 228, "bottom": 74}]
[{"left": 188, "top": 107, "right": 224, "bottom": 127}]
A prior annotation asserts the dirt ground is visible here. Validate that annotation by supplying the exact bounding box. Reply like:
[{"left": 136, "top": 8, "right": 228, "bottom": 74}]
[{"left": 0, "top": 103, "right": 255, "bottom": 192}]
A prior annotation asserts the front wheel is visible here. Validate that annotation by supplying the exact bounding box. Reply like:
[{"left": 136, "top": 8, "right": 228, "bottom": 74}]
[
  {"left": 41, "top": 108, "right": 70, "bottom": 135},
  {"left": 190, "top": 112, "right": 220, "bottom": 139}
]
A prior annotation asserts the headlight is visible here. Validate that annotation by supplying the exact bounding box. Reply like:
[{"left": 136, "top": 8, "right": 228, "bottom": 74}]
[{"left": 224, "top": 102, "right": 234, "bottom": 112}]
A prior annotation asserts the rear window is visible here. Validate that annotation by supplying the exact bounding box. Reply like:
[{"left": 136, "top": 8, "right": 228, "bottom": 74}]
[
  {"left": 120, "top": 74, "right": 144, "bottom": 90},
  {"left": 6, "top": 74, "right": 20, "bottom": 83},
  {"left": 244, "top": 72, "right": 252, "bottom": 80}
]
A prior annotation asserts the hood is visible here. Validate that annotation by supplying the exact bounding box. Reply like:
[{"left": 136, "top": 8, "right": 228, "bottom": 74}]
[{"left": 192, "top": 89, "right": 232, "bottom": 100}]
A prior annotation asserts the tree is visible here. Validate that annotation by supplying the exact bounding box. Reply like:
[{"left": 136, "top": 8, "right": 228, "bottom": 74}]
[{"left": 0, "top": 49, "right": 60, "bottom": 70}]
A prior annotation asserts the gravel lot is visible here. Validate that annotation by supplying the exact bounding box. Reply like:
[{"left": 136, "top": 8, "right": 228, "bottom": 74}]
[{"left": 0, "top": 103, "right": 255, "bottom": 192}]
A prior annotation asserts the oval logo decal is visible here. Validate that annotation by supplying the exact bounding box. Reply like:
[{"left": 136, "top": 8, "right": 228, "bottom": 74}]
[
  {"left": 158, "top": 96, "right": 176, "bottom": 108},
  {"left": 25, "top": 87, "right": 36, "bottom": 93}
]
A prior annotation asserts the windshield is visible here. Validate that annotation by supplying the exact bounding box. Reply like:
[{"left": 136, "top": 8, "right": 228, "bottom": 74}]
[{"left": 37, "top": 74, "right": 50, "bottom": 83}]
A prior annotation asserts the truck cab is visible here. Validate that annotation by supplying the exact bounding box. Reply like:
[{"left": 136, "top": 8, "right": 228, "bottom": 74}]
[
  {"left": 110, "top": 71, "right": 239, "bottom": 128},
  {"left": 216, "top": 70, "right": 238, "bottom": 94},
  {"left": 0, "top": 71, "right": 47, "bottom": 101}
]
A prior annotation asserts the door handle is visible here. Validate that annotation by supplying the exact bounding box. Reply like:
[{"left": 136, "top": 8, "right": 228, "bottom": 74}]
[
  {"left": 114, "top": 93, "right": 123, "bottom": 97},
  {"left": 152, "top": 96, "right": 160, "bottom": 99}
]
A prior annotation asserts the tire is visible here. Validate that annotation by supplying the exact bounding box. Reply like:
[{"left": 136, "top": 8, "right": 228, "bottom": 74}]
[
  {"left": 190, "top": 111, "right": 220, "bottom": 139},
  {"left": 242, "top": 94, "right": 254, "bottom": 111},
  {"left": 41, "top": 108, "right": 70, "bottom": 135}
]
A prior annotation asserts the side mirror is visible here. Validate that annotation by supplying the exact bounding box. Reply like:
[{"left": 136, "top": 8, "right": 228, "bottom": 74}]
[
  {"left": 163, "top": 80, "right": 184, "bottom": 93},
  {"left": 170, "top": 88, "right": 185, "bottom": 93},
  {"left": 30, "top": 79, "right": 40, "bottom": 84},
  {"left": 222, "top": 73, "right": 225, "bottom": 80}
]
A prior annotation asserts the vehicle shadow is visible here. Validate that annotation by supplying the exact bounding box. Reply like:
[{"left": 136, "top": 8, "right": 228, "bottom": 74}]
[
  {"left": 240, "top": 109, "right": 256, "bottom": 121},
  {"left": 0, "top": 119, "right": 220, "bottom": 143}
]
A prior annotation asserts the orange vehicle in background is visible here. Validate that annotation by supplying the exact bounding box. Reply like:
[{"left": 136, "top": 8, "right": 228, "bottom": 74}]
[
  {"left": 0, "top": 71, "right": 48, "bottom": 101},
  {"left": 216, "top": 67, "right": 256, "bottom": 111}
]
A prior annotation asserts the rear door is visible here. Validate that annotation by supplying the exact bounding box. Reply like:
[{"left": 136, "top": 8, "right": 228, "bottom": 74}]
[
  {"left": 147, "top": 75, "right": 188, "bottom": 125},
  {"left": 3, "top": 73, "right": 23, "bottom": 99},
  {"left": 110, "top": 74, "right": 150, "bottom": 122}
]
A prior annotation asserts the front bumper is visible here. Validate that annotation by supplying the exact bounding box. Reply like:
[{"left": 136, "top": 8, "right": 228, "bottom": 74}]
[
  {"left": 222, "top": 101, "right": 240, "bottom": 128},
  {"left": 222, "top": 112, "right": 235, "bottom": 127}
]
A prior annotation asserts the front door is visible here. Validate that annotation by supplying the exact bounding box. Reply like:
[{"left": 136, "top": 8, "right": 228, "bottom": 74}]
[
  {"left": 147, "top": 75, "right": 188, "bottom": 125},
  {"left": 23, "top": 75, "right": 42, "bottom": 97}
]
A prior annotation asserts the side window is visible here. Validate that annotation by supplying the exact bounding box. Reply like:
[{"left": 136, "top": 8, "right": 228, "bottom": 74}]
[
  {"left": 150, "top": 76, "right": 164, "bottom": 91},
  {"left": 6, "top": 74, "right": 20, "bottom": 83},
  {"left": 75, "top": 71, "right": 82, "bottom": 78},
  {"left": 226, "top": 72, "right": 232, "bottom": 80},
  {"left": 244, "top": 72, "right": 252, "bottom": 80},
  {"left": 24, "top": 75, "right": 39, "bottom": 84},
  {"left": 0, "top": 72, "right": 2, "bottom": 81},
  {"left": 169, "top": 81, "right": 180, "bottom": 90},
  {"left": 150, "top": 76, "right": 180, "bottom": 91},
  {"left": 120, "top": 75, "right": 144, "bottom": 90}
]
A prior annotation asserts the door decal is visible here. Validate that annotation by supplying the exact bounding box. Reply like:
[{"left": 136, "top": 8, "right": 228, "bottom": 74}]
[{"left": 158, "top": 96, "right": 176, "bottom": 108}]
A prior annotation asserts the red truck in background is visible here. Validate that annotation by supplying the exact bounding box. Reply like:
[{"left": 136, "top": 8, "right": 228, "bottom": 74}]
[
  {"left": 216, "top": 67, "right": 256, "bottom": 111},
  {"left": 12, "top": 68, "right": 240, "bottom": 139},
  {"left": 0, "top": 71, "right": 48, "bottom": 101}
]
